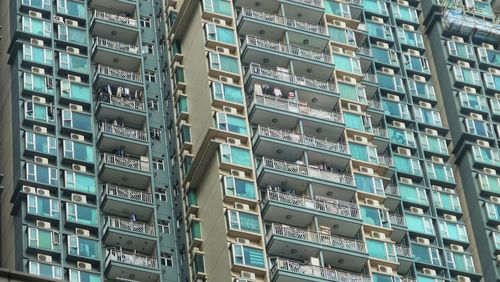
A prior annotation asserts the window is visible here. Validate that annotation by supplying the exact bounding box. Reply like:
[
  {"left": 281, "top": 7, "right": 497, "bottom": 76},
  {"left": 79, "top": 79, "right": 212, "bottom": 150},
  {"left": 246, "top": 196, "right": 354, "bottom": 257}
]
[
  {"left": 68, "top": 235, "right": 100, "bottom": 259},
  {"left": 215, "top": 112, "right": 248, "bottom": 135},
  {"left": 29, "top": 261, "right": 62, "bottom": 279},
  {"left": 208, "top": 52, "right": 240, "bottom": 74},
  {"left": 155, "top": 188, "right": 168, "bottom": 202},
  {"left": 27, "top": 195, "right": 60, "bottom": 218},
  {"left": 227, "top": 210, "right": 260, "bottom": 233},
  {"left": 69, "top": 269, "right": 101, "bottom": 282},
  {"left": 148, "top": 99, "right": 159, "bottom": 111},
  {"left": 28, "top": 227, "right": 60, "bottom": 251},
  {"left": 161, "top": 253, "right": 173, "bottom": 267},
  {"left": 25, "top": 132, "right": 57, "bottom": 155},
  {"left": 23, "top": 72, "right": 54, "bottom": 95},
  {"left": 211, "top": 82, "right": 244, "bottom": 104},
  {"left": 205, "top": 23, "right": 236, "bottom": 45},
  {"left": 142, "top": 43, "right": 154, "bottom": 54},
  {"left": 145, "top": 70, "right": 156, "bottom": 82},
  {"left": 159, "top": 220, "right": 170, "bottom": 234},
  {"left": 61, "top": 79, "right": 91, "bottom": 103},
  {"left": 223, "top": 176, "right": 256, "bottom": 200},
  {"left": 150, "top": 128, "right": 162, "bottom": 140},
  {"left": 22, "top": 16, "right": 52, "bottom": 37},
  {"left": 59, "top": 52, "right": 88, "bottom": 73},
  {"left": 140, "top": 17, "right": 151, "bottom": 28},
  {"left": 56, "top": 0, "right": 86, "bottom": 18},
  {"left": 219, "top": 144, "right": 252, "bottom": 167},
  {"left": 66, "top": 203, "right": 98, "bottom": 226},
  {"left": 62, "top": 110, "right": 92, "bottom": 131},
  {"left": 26, "top": 163, "right": 58, "bottom": 186},
  {"left": 231, "top": 244, "right": 265, "bottom": 268},
  {"left": 23, "top": 44, "right": 53, "bottom": 65},
  {"left": 63, "top": 140, "right": 95, "bottom": 163},
  {"left": 153, "top": 158, "right": 165, "bottom": 170},
  {"left": 64, "top": 171, "right": 96, "bottom": 194}
]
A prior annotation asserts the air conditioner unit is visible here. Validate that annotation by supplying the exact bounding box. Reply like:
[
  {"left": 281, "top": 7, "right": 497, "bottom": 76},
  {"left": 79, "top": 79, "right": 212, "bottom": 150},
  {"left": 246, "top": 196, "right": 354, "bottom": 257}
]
[
  {"left": 29, "top": 11, "right": 42, "bottom": 18},
  {"left": 489, "top": 68, "right": 500, "bottom": 75},
  {"left": 360, "top": 166, "right": 374, "bottom": 175},
  {"left": 343, "top": 76, "right": 356, "bottom": 84},
  {"left": 408, "top": 49, "right": 420, "bottom": 56},
  {"left": 496, "top": 93, "right": 500, "bottom": 100},
  {"left": 398, "top": 0, "right": 409, "bottom": 6},
  {"left": 231, "top": 169, "right": 245, "bottom": 178},
  {"left": 444, "top": 188, "right": 455, "bottom": 194},
  {"left": 213, "top": 18, "right": 226, "bottom": 26},
  {"left": 348, "top": 103, "right": 361, "bottom": 113},
  {"left": 75, "top": 228, "right": 90, "bottom": 237},
  {"left": 227, "top": 137, "right": 241, "bottom": 146},
  {"left": 71, "top": 133, "right": 84, "bottom": 141},
  {"left": 382, "top": 67, "right": 394, "bottom": 75},
  {"left": 402, "top": 24, "right": 414, "bottom": 31},
  {"left": 23, "top": 186, "right": 37, "bottom": 194},
  {"left": 398, "top": 147, "right": 411, "bottom": 156},
  {"left": 376, "top": 41, "right": 389, "bottom": 49},
  {"left": 482, "top": 43, "right": 494, "bottom": 50},
  {"left": 34, "top": 156, "right": 48, "bottom": 164},
  {"left": 417, "top": 237, "right": 430, "bottom": 245},
  {"left": 451, "top": 244, "right": 464, "bottom": 252},
  {"left": 236, "top": 238, "right": 250, "bottom": 244},
  {"left": 451, "top": 35, "right": 464, "bottom": 43},
  {"left": 53, "top": 16, "right": 64, "bottom": 24},
  {"left": 354, "top": 135, "right": 368, "bottom": 143},
  {"left": 69, "top": 103, "right": 83, "bottom": 112},
  {"left": 240, "top": 271, "right": 256, "bottom": 280},
  {"left": 377, "top": 265, "right": 392, "bottom": 274},
  {"left": 331, "top": 46, "right": 343, "bottom": 54},
  {"left": 484, "top": 168, "right": 496, "bottom": 175},
  {"left": 400, "top": 177, "right": 413, "bottom": 184},
  {"left": 413, "top": 75, "right": 426, "bottom": 82},
  {"left": 333, "top": 20, "right": 346, "bottom": 28},
  {"left": 410, "top": 207, "right": 424, "bottom": 214},
  {"left": 220, "top": 75, "right": 234, "bottom": 83},
  {"left": 65, "top": 19, "right": 78, "bottom": 27},
  {"left": 470, "top": 112, "right": 483, "bottom": 120},
  {"left": 491, "top": 196, "right": 500, "bottom": 203},
  {"left": 68, "top": 75, "right": 81, "bottom": 82},
  {"left": 365, "top": 198, "right": 380, "bottom": 207},
  {"left": 77, "top": 261, "right": 92, "bottom": 270},
  {"left": 72, "top": 193, "right": 87, "bottom": 204},
  {"left": 37, "top": 188, "right": 49, "bottom": 196},
  {"left": 444, "top": 214, "right": 457, "bottom": 221},
  {"left": 223, "top": 106, "right": 237, "bottom": 114},
  {"left": 32, "top": 95, "right": 46, "bottom": 104},
  {"left": 72, "top": 164, "right": 86, "bottom": 172},
  {"left": 425, "top": 128, "right": 438, "bottom": 136},
  {"left": 432, "top": 185, "right": 442, "bottom": 191},
  {"left": 463, "top": 86, "right": 476, "bottom": 93},
  {"left": 423, "top": 268, "right": 436, "bottom": 276},
  {"left": 66, "top": 46, "right": 80, "bottom": 55},
  {"left": 31, "top": 67, "right": 45, "bottom": 75},
  {"left": 371, "top": 231, "right": 386, "bottom": 239},
  {"left": 431, "top": 156, "right": 443, "bottom": 163},
  {"left": 392, "top": 121, "right": 406, "bottom": 128},
  {"left": 371, "top": 16, "right": 384, "bottom": 24},
  {"left": 458, "top": 61, "right": 470, "bottom": 68},
  {"left": 33, "top": 125, "right": 47, "bottom": 134},
  {"left": 37, "top": 254, "right": 52, "bottom": 263},
  {"left": 457, "top": 276, "right": 471, "bottom": 282},
  {"left": 419, "top": 101, "right": 432, "bottom": 109},
  {"left": 235, "top": 202, "right": 250, "bottom": 211},
  {"left": 387, "top": 94, "right": 399, "bottom": 101},
  {"left": 217, "top": 47, "right": 230, "bottom": 54},
  {"left": 30, "top": 38, "right": 43, "bottom": 46},
  {"left": 36, "top": 220, "right": 51, "bottom": 229},
  {"left": 477, "top": 140, "right": 490, "bottom": 147}
]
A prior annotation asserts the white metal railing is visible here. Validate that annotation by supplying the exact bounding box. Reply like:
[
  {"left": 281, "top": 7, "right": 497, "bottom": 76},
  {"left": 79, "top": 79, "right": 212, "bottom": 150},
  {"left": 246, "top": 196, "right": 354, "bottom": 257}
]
[
  {"left": 367, "top": 99, "right": 382, "bottom": 110},
  {"left": 395, "top": 244, "right": 412, "bottom": 257},
  {"left": 377, "top": 155, "right": 394, "bottom": 167},
  {"left": 252, "top": 96, "right": 344, "bottom": 124},
  {"left": 268, "top": 224, "right": 366, "bottom": 253},
  {"left": 106, "top": 248, "right": 157, "bottom": 269},
  {"left": 95, "top": 64, "right": 142, "bottom": 82},
  {"left": 256, "top": 126, "right": 348, "bottom": 154},
  {"left": 245, "top": 35, "right": 332, "bottom": 64},
  {"left": 385, "top": 185, "right": 399, "bottom": 196},
  {"left": 105, "top": 216, "right": 155, "bottom": 236},
  {"left": 103, "top": 184, "right": 153, "bottom": 204},
  {"left": 248, "top": 63, "right": 337, "bottom": 93},
  {"left": 100, "top": 122, "right": 148, "bottom": 141},
  {"left": 389, "top": 214, "right": 406, "bottom": 226},
  {"left": 363, "top": 73, "right": 378, "bottom": 83},
  {"left": 357, "top": 47, "right": 372, "bottom": 57},
  {"left": 372, "top": 127, "right": 388, "bottom": 138},
  {"left": 100, "top": 95, "right": 145, "bottom": 111},
  {"left": 94, "top": 37, "right": 139, "bottom": 54},
  {"left": 240, "top": 8, "right": 327, "bottom": 35},
  {"left": 272, "top": 258, "right": 371, "bottom": 282},
  {"left": 260, "top": 157, "right": 355, "bottom": 186},
  {"left": 93, "top": 10, "right": 137, "bottom": 27},
  {"left": 265, "top": 190, "right": 360, "bottom": 218},
  {"left": 101, "top": 153, "right": 150, "bottom": 172},
  {"left": 284, "top": 0, "right": 323, "bottom": 8}
]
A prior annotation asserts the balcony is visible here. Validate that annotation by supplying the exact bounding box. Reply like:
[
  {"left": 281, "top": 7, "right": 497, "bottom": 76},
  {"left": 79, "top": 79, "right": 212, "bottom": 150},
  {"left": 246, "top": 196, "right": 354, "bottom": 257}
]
[
  {"left": 241, "top": 35, "right": 334, "bottom": 80},
  {"left": 262, "top": 190, "right": 362, "bottom": 238},
  {"left": 94, "top": 64, "right": 143, "bottom": 89},
  {"left": 253, "top": 126, "right": 350, "bottom": 168},
  {"left": 271, "top": 257, "right": 370, "bottom": 282},
  {"left": 89, "top": 0, "right": 136, "bottom": 17},
  {"left": 105, "top": 248, "right": 159, "bottom": 282},
  {"left": 97, "top": 122, "right": 148, "bottom": 156},
  {"left": 95, "top": 91, "right": 146, "bottom": 129},
  {"left": 103, "top": 216, "right": 156, "bottom": 253},
  {"left": 266, "top": 224, "right": 368, "bottom": 272},
  {"left": 395, "top": 244, "right": 413, "bottom": 272},
  {"left": 92, "top": 37, "right": 141, "bottom": 71},
  {"left": 101, "top": 184, "right": 154, "bottom": 222},
  {"left": 99, "top": 153, "right": 151, "bottom": 189},
  {"left": 90, "top": 10, "right": 138, "bottom": 44}
]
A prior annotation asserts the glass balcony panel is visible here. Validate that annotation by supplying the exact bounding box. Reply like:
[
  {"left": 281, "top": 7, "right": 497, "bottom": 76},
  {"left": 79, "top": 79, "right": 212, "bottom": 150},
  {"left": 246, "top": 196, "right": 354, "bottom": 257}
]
[
  {"left": 25, "top": 101, "right": 54, "bottom": 123},
  {"left": 447, "top": 41, "right": 475, "bottom": 60},
  {"left": 333, "top": 54, "right": 361, "bottom": 74},
  {"left": 378, "top": 74, "right": 404, "bottom": 92},
  {"left": 439, "top": 221, "right": 468, "bottom": 242},
  {"left": 394, "top": 155, "right": 422, "bottom": 176},
  {"left": 59, "top": 52, "right": 89, "bottom": 74},
  {"left": 209, "top": 52, "right": 240, "bottom": 74},
  {"left": 397, "top": 28, "right": 424, "bottom": 48},
  {"left": 445, "top": 251, "right": 475, "bottom": 273},
  {"left": 400, "top": 184, "right": 428, "bottom": 205},
  {"left": 383, "top": 100, "right": 410, "bottom": 119},
  {"left": 61, "top": 80, "right": 91, "bottom": 103},
  {"left": 420, "top": 135, "right": 448, "bottom": 155},
  {"left": 412, "top": 244, "right": 442, "bottom": 266},
  {"left": 62, "top": 110, "right": 92, "bottom": 132},
  {"left": 414, "top": 107, "right": 443, "bottom": 127},
  {"left": 232, "top": 244, "right": 266, "bottom": 269},
  {"left": 388, "top": 127, "right": 416, "bottom": 147},
  {"left": 28, "top": 261, "right": 62, "bottom": 280},
  {"left": 57, "top": 0, "right": 86, "bottom": 18},
  {"left": 26, "top": 163, "right": 58, "bottom": 186},
  {"left": 367, "top": 22, "right": 393, "bottom": 40},
  {"left": 64, "top": 171, "right": 96, "bottom": 194},
  {"left": 57, "top": 24, "right": 86, "bottom": 45},
  {"left": 338, "top": 82, "right": 367, "bottom": 103},
  {"left": 354, "top": 173, "right": 385, "bottom": 195},
  {"left": 392, "top": 3, "right": 418, "bottom": 23},
  {"left": 350, "top": 143, "right": 379, "bottom": 164},
  {"left": 408, "top": 80, "right": 436, "bottom": 101},
  {"left": 28, "top": 227, "right": 60, "bottom": 251},
  {"left": 27, "top": 195, "right": 59, "bottom": 218},
  {"left": 23, "top": 44, "right": 53, "bottom": 66},
  {"left": 69, "top": 269, "right": 101, "bottom": 282},
  {"left": 478, "top": 173, "right": 500, "bottom": 194},
  {"left": 459, "top": 91, "right": 488, "bottom": 112},
  {"left": 66, "top": 203, "right": 98, "bottom": 226},
  {"left": 228, "top": 210, "right": 260, "bottom": 233},
  {"left": 406, "top": 214, "right": 434, "bottom": 235},
  {"left": 329, "top": 26, "right": 356, "bottom": 46},
  {"left": 484, "top": 73, "right": 500, "bottom": 91},
  {"left": 202, "top": 0, "right": 232, "bottom": 16},
  {"left": 372, "top": 47, "right": 399, "bottom": 66},
  {"left": 452, "top": 66, "right": 482, "bottom": 85},
  {"left": 403, "top": 54, "right": 430, "bottom": 73},
  {"left": 478, "top": 47, "right": 500, "bottom": 67},
  {"left": 363, "top": 0, "right": 388, "bottom": 15},
  {"left": 211, "top": 82, "right": 243, "bottom": 104},
  {"left": 23, "top": 72, "right": 54, "bottom": 95},
  {"left": 366, "top": 239, "right": 397, "bottom": 262},
  {"left": 224, "top": 176, "right": 256, "bottom": 200},
  {"left": 22, "top": 17, "right": 52, "bottom": 37},
  {"left": 220, "top": 144, "right": 252, "bottom": 167},
  {"left": 63, "top": 140, "right": 95, "bottom": 163},
  {"left": 485, "top": 202, "right": 500, "bottom": 221},
  {"left": 206, "top": 23, "right": 235, "bottom": 45},
  {"left": 215, "top": 112, "right": 248, "bottom": 135},
  {"left": 426, "top": 162, "right": 455, "bottom": 184},
  {"left": 324, "top": 0, "right": 351, "bottom": 18},
  {"left": 361, "top": 206, "right": 390, "bottom": 228},
  {"left": 490, "top": 98, "right": 500, "bottom": 116},
  {"left": 472, "top": 145, "right": 500, "bottom": 166},
  {"left": 22, "top": 0, "right": 51, "bottom": 10},
  {"left": 68, "top": 235, "right": 100, "bottom": 259},
  {"left": 344, "top": 112, "right": 371, "bottom": 132},
  {"left": 432, "top": 191, "right": 461, "bottom": 212},
  {"left": 25, "top": 132, "right": 57, "bottom": 155}
]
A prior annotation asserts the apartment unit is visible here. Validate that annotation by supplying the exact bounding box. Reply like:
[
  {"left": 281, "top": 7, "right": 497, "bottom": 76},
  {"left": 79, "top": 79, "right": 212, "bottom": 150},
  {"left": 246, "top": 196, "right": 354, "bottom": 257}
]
[
  {"left": 421, "top": 1, "right": 499, "bottom": 282},
  {"left": 165, "top": 0, "right": 484, "bottom": 282},
  {"left": 0, "top": 0, "right": 181, "bottom": 281}
]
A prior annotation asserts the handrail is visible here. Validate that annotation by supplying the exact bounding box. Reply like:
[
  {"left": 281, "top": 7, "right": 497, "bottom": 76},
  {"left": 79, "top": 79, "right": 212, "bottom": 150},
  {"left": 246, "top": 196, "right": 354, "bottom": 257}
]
[
  {"left": 102, "top": 184, "right": 153, "bottom": 204},
  {"left": 106, "top": 248, "right": 157, "bottom": 269},
  {"left": 95, "top": 64, "right": 142, "bottom": 82},
  {"left": 94, "top": 37, "right": 139, "bottom": 54},
  {"left": 105, "top": 216, "right": 155, "bottom": 236},
  {"left": 101, "top": 153, "right": 150, "bottom": 172},
  {"left": 100, "top": 122, "right": 148, "bottom": 141},
  {"left": 93, "top": 10, "right": 137, "bottom": 27}
]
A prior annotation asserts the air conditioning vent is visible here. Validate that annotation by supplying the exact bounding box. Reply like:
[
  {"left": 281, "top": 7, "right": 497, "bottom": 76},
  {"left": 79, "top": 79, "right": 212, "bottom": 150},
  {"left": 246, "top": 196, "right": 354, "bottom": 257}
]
[
  {"left": 371, "top": 16, "right": 384, "bottom": 23},
  {"left": 364, "top": 198, "right": 379, "bottom": 207},
  {"left": 458, "top": 60, "right": 470, "bottom": 68},
  {"left": 398, "top": 147, "right": 411, "bottom": 156},
  {"left": 53, "top": 16, "right": 64, "bottom": 23},
  {"left": 220, "top": 76, "right": 233, "bottom": 84},
  {"left": 234, "top": 202, "right": 250, "bottom": 211},
  {"left": 36, "top": 220, "right": 51, "bottom": 229},
  {"left": 68, "top": 75, "right": 81, "bottom": 82},
  {"left": 343, "top": 76, "right": 356, "bottom": 84},
  {"left": 65, "top": 19, "right": 78, "bottom": 27},
  {"left": 410, "top": 206, "right": 424, "bottom": 214},
  {"left": 231, "top": 169, "right": 245, "bottom": 178},
  {"left": 417, "top": 237, "right": 430, "bottom": 245},
  {"left": 402, "top": 24, "right": 414, "bottom": 31},
  {"left": 77, "top": 261, "right": 92, "bottom": 270},
  {"left": 431, "top": 156, "right": 443, "bottom": 163},
  {"left": 354, "top": 135, "right": 368, "bottom": 144},
  {"left": 482, "top": 43, "right": 494, "bottom": 50},
  {"left": 37, "top": 188, "right": 49, "bottom": 196},
  {"left": 348, "top": 103, "right": 361, "bottom": 113},
  {"left": 213, "top": 18, "right": 226, "bottom": 26},
  {"left": 33, "top": 125, "right": 47, "bottom": 133},
  {"left": 393, "top": 121, "right": 406, "bottom": 128},
  {"left": 477, "top": 140, "right": 490, "bottom": 147},
  {"left": 398, "top": 0, "right": 409, "bottom": 6},
  {"left": 37, "top": 254, "right": 52, "bottom": 263},
  {"left": 457, "top": 276, "right": 471, "bottom": 282},
  {"left": 30, "top": 38, "right": 44, "bottom": 46},
  {"left": 413, "top": 75, "right": 426, "bottom": 82},
  {"left": 217, "top": 47, "right": 230, "bottom": 54},
  {"left": 484, "top": 168, "right": 497, "bottom": 175},
  {"left": 34, "top": 156, "right": 48, "bottom": 164},
  {"left": 223, "top": 106, "right": 237, "bottom": 114},
  {"left": 425, "top": 128, "right": 438, "bottom": 136},
  {"left": 72, "top": 164, "right": 86, "bottom": 173},
  {"left": 423, "top": 268, "right": 436, "bottom": 276},
  {"left": 371, "top": 231, "right": 385, "bottom": 239},
  {"left": 463, "top": 86, "right": 476, "bottom": 93},
  {"left": 31, "top": 66, "right": 45, "bottom": 75},
  {"left": 32, "top": 95, "right": 46, "bottom": 104},
  {"left": 71, "top": 193, "right": 87, "bottom": 204},
  {"left": 29, "top": 11, "right": 42, "bottom": 18},
  {"left": 419, "top": 101, "right": 432, "bottom": 109},
  {"left": 432, "top": 185, "right": 442, "bottom": 191},
  {"left": 491, "top": 196, "right": 500, "bottom": 203},
  {"left": 451, "top": 244, "right": 464, "bottom": 252},
  {"left": 23, "top": 186, "right": 37, "bottom": 194},
  {"left": 376, "top": 41, "right": 389, "bottom": 49},
  {"left": 451, "top": 36, "right": 464, "bottom": 43},
  {"left": 387, "top": 94, "right": 399, "bottom": 101},
  {"left": 227, "top": 137, "right": 241, "bottom": 146},
  {"left": 400, "top": 177, "right": 413, "bottom": 184},
  {"left": 75, "top": 228, "right": 90, "bottom": 237},
  {"left": 469, "top": 112, "right": 483, "bottom": 120},
  {"left": 331, "top": 46, "right": 343, "bottom": 54},
  {"left": 333, "top": 20, "right": 346, "bottom": 28},
  {"left": 381, "top": 67, "right": 394, "bottom": 75},
  {"left": 444, "top": 188, "right": 455, "bottom": 194},
  {"left": 71, "top": 133, "right": 84, "bottom": 141},
  {"left": 236, "top": 238, "right": 250, "bottom": 245},
  {"left": 377, "top": 265, "right": 392, "bottom": 274},
  {"left": 489, "top": 68, "right": 500, "bottom": 75},
  {"left": 360, "top": 166, "right": 374, "bottom": 175},
  {"left": 69, "top": 103, "right": 83, "bottom": 112},
  {"left": 408, "top": 49, "right": 420, "bottom": 56},
  {"left": 444, "top": 214, "right": 457, "bottom": 221},
  {"left": 240, "top": 271, "right": 256, "bottom": 280}
]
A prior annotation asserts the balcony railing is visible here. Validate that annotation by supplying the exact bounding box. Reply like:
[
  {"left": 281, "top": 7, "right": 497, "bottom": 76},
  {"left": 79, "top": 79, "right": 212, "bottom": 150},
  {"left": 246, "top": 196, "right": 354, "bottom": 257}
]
[
  {"left": 284, "top": 0, "right": 323, "bottom": 8},
  {"left": 239, "top": 8, "right": 327, "bottom": 35},
  {"left": 101, "top": 153, "right": 150, "bottom": 172},
  {"left": 367, "top": 99, "right": 383, "bottom": 110},
  {"left": 95, "top": 64, "right": 142, "bottom": 82},
  {"left": 362, "top": 73, "right": 378, "bottom": 83},
  {"left": 102, "top": 184, "right": 153, "bottom": 204},
  {"left": 245, "top": 35, "right": 332, "bottom": 64},
  {"left": 252, "top": 96, "right": 344, "bottom": 124},
  {"left": 99, "top": 93, "right": 145, "bottom": 111},
  {"left": 372, "top": 127, "right": 388, "bottom": 138},
  {"left": 268, "top": 224, "right": 366, "bottom": 253},
  {"left": 94, "top": 37, "right": 140, "bottom": 54},
  {"left": 377, "top": 155, "right": 394, "bottom": 167},
  {"left": 93, "top": 10, "right": 138, "bottom": 27},
  {"left": 385, "top": 184, "right": 399, "bottom": 196},
  {"left": 395, "top": 245, "right": 412, "bottom": 257},
  {"left": 272, "top": 258, "right": 370, "bottom": 282},
  {"left": 248, "top": 63, "right": 338, "bottom": 94},
  {"left": 256, "top": 126, "right": 349, "bottom": 154},
  {"left": 100, "top": 122, "right": 148, "bottom": 142},
  {"left": 105, "top": 248, "right": 157, "bottom": 269},
  {"left": 105, "top": 216, "right": 155, "bottom": 236},
  {"left": 357, "top": 47, "right": 372, "bottom": 57},
  {"left": 264, "top": 190, "right": 360, "bottom": 219},
  {"left": 389, "top": 214, "right": 406, "bottom": 226}
]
